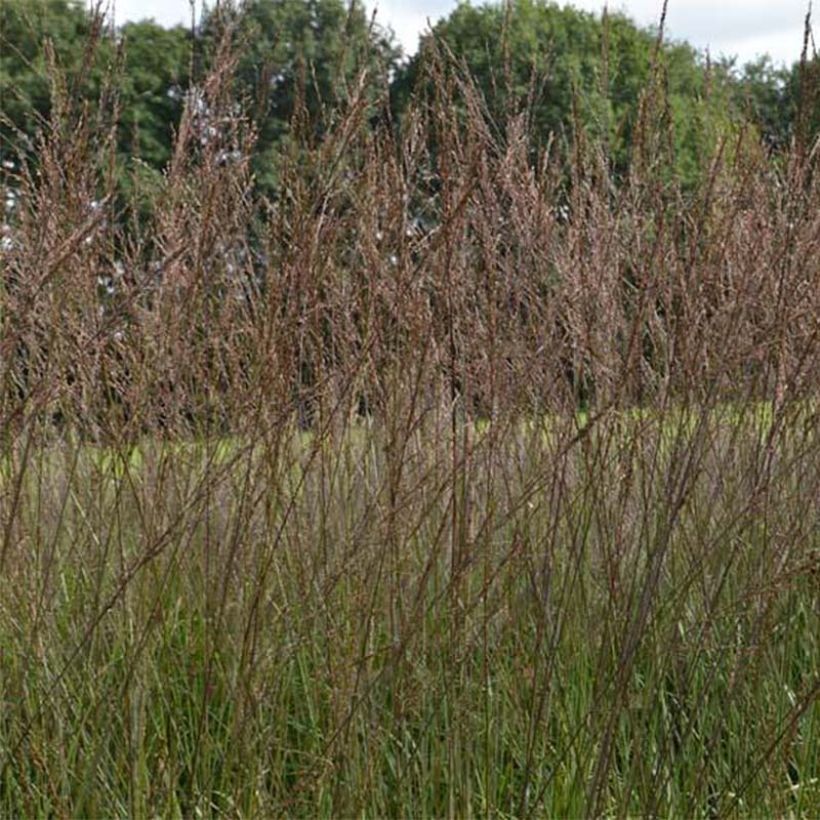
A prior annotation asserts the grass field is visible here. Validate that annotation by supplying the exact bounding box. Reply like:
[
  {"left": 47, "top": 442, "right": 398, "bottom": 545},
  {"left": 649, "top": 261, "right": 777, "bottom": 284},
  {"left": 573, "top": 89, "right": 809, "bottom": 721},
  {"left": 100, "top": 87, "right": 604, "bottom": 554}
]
[
  {"left": 1, "top": 403, "right": 817, "bottom": 816},
  {"left": 1, "top": 16, "right": 819, "bottom": 816}
]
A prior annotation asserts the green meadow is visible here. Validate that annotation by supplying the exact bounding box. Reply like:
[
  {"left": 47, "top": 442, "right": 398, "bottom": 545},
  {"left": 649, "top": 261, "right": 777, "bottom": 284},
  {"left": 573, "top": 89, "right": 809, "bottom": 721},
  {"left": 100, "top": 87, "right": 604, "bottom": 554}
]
[{"left": 1, "top": 405, "right": 817, "bottom": 816}]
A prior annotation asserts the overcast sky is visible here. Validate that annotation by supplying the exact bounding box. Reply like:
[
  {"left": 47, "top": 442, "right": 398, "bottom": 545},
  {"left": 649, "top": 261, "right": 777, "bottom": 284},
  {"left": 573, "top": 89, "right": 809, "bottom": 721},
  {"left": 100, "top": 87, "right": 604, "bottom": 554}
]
[{"left": 111, "top": 0, "right": 815, "bottom": 67}]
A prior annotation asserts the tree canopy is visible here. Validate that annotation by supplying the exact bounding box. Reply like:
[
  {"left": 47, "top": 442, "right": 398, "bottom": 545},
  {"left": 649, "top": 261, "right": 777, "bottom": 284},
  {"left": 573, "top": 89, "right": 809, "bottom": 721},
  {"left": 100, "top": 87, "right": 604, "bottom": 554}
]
[
  {"left": 200, "top": 0, "right": 399, "bottom": 191},
  {"left": 391, "top": 0, "right": 746, "bottom": 183},
  {"left": 1, "top": 0, "right": 97, "bottom": 161},
  {"left": 1, "top": 0, "right": 814, "bottom": 189},
  {"left": 116, "top": 20, "right": 192, "bottom": 170}
]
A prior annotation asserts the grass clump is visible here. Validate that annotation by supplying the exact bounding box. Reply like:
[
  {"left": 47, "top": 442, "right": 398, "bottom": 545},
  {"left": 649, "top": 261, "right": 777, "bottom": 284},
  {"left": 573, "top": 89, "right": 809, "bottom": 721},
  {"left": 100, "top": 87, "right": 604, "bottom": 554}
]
[{"left": 0, "top": 9, "right": 818, "bottom": 817}]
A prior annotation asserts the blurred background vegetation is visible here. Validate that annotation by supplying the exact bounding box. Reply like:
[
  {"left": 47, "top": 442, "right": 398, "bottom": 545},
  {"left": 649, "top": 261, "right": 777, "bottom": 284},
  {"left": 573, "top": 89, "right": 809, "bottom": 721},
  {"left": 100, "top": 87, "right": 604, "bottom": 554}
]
[{"left": 2, "top": 0, "right": 817, "bottom": 199}]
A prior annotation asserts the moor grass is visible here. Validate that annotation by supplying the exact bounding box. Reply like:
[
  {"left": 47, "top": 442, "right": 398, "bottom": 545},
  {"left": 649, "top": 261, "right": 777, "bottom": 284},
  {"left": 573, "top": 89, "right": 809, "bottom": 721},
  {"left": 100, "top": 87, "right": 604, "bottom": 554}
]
[{"left": 0, "top": 12, "right": 818, "bottom": 817}]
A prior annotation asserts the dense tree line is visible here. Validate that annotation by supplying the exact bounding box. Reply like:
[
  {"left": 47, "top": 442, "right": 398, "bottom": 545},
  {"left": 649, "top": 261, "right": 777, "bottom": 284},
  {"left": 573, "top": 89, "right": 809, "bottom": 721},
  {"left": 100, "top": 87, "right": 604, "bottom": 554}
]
[{"left": 1, "top": 0, "right": 817, "bottom": 190}]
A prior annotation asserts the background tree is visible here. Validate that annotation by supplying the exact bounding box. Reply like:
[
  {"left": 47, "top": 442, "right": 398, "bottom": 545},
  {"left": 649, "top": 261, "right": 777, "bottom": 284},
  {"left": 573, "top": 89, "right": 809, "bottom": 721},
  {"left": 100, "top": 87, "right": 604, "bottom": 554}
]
[
  {"left": 1, "top": 0, "right": 811, "bottom": 193},
  {"left": 116, "top": 21, "right": 192, "bottom": 171},
  {"left": 791, "top": 51, "right": 820, "bottom": 148},
  {"left": 201, "top": 0, "right": 400, "bottom": 193},
  {"left": 390, "top": 0, "right": 739, "bottom": 184},
  {"left": 730, "top": 56, "right": 795, "bottom": 151},
  {"left": 0, "top": 0, "right": 98, "bottom": 164},
  {"left": 0, "top": 1, "right": 191, "bottom": 173}
]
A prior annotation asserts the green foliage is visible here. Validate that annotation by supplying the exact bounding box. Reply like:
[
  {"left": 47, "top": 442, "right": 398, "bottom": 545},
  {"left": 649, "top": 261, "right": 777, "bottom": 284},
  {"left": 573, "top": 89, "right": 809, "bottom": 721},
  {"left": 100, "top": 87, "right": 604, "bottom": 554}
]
[
  {"left": 0, "top": 1, "right": 190, "bottom": 179},
  {"left": 392, "top": 0, "right": 741, "bottom": 185},
  {"left": 2, "top": 0, "right": 398, "bottom": 192},
  {"left": 792, "top": 53, "right": 820, "bottom": 147},
  {"left": 1, "top": 412, "right": 818, "bottom": 815},
  {"left": 1, "top": 6, "right": 819, "bottom": 811},
  {"left": 116, "top": 21, "right": 192, "bottom": 170},
  {"left": 394, "top": 0, "right": 605, "bottom": 136},
  {"left": 1, "top": 0, "right": 811, "bottom": 193},
  {"left": 731, "top": 56, "right": 797, "bottom": 150},
  {"left": 731, "top": 52, "right": 819, "bottom": 151},
  {"left": 0, "top": 0, "right": 100, "bottom": 160},
  {"left": 201, "top": 0, "right": 400, "bottom": 192}
]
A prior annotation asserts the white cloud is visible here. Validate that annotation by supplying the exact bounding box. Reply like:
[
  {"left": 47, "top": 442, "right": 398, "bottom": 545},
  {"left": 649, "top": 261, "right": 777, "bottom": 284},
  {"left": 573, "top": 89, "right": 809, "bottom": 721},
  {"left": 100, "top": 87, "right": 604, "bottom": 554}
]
[
  {"left": 571, "top": 0, "right": 812, "bottom": 66},
  {"left": 105, "top": 0, "right": 197, "bottom": 28},
  {"left": 375, "top": 0, "right": 453, "bottom": 55},
  {"left": 112, "top": 0, "right": 815, "bottom": 66}
]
